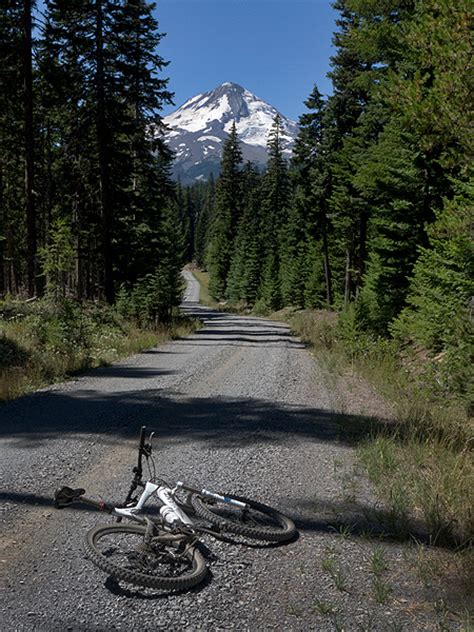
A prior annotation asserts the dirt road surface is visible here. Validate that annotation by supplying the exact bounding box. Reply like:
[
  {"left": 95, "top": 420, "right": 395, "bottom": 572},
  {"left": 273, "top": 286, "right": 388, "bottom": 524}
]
[{"left": 0, "top": 272, "right": 452, "bottom": 630}]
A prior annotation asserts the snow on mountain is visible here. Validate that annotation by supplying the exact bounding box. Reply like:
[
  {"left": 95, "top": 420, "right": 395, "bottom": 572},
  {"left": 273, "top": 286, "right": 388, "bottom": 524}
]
[{"left": 163, "top": 82, "right": 298, "bottom": 185}]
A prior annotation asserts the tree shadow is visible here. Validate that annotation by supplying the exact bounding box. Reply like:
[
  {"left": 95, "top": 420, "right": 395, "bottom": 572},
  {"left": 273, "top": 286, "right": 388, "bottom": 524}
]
[
  {"left": 0, "top": 336, "right": 30, "bottom": 369},
  {"left": 0, "top": 386, "right": 394, "bottom": 450},
  {"left": 0, "top": 488, "right": 433, "bottom": 548},
  {"left": 87, "top": 367, "right": 178, "bottom": 379}
]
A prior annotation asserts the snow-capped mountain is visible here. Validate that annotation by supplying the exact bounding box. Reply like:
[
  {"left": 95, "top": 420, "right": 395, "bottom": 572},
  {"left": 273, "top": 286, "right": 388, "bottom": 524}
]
[{"left": 163, "top": 82, "right": 298, "bottom": 184}]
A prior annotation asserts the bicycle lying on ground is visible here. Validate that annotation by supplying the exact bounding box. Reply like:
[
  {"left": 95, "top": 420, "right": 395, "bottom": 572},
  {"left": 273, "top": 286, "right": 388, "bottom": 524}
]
[{"left": 53, "top": 427, "right": 296, "bottom": 590}]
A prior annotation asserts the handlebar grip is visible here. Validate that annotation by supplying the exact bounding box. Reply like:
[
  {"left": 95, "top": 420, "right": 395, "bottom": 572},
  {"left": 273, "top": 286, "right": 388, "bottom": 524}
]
[{"left": 138, "top": 425, "right": 146, "bottom": 449}]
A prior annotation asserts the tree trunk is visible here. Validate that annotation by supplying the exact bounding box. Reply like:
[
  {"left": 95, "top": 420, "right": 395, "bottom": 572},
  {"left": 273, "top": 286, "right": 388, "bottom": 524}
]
[
  {"left": 95, "top": 0, "right": 114, "bottom": 303},
  {"left": 355, "top": 208, "right": 368, "bottom": 295},
  {"left": 23, "top": 0, "right": 37, "bottom": 297},
  {"left": 344, "top": 247, "right": 352, "bottom": 308},
  {"left": 321, "top": 212, "right": 333, "bottom": 306}
]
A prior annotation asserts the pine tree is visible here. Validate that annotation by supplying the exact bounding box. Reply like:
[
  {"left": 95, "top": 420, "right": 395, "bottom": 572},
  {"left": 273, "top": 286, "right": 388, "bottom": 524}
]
[
  {"left": 283, "top": 85, "right": 333, "bottom": 307},
  {"left": 22, "top": 0, "right": 38, "bottom": 296},
  {"left": 206, "top": 122, "right": 242, "bottom": 299},
  {"left": 326, "top": 0, "right": 374, "bottom": 306},
  {"left": 392, "top": 176, "right": 474, "bottom": 404},
  {"left": 279, "top": 186, "right": 309, "bottom": 307},
  {"left": 194, "top": 174, "right": 215, "bottom": 267},
  {"left": 292, "top": 85, "right": 325, "bottom": 184},
  {"left": 109, "top": 0, "right": 174, "bottom": 285},
  {"left": 226, "top": 162, "right": 262, "bottom": 303},
  {"left": 257, "top": 114, "right": 289, "bottom": 310},
  {"left": 39, "top": 0, "right": 175, "bottom": 307},
  {"left": 0, "top": 0, "right": 25, "bottom": 295}
]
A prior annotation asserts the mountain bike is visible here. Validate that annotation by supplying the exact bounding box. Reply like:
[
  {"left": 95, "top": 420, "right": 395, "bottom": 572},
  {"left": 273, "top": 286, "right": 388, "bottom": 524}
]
[{"left": 53, "top": 427, "right": 296, "bottom": 590}]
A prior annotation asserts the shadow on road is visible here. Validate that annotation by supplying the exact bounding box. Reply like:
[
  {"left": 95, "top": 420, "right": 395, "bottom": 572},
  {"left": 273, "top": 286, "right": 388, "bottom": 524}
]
[{"left": 0, "top": 386, "right": 392, "bottom": 449}]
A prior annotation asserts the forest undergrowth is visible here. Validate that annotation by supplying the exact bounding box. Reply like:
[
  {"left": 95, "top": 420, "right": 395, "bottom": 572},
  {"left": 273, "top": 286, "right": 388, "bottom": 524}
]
[
  {"left": 281, "top": 308, "right": 473, "bottom": 552},
  {"left": 0, "top": 297, "right": 196, "bottom": 402}
]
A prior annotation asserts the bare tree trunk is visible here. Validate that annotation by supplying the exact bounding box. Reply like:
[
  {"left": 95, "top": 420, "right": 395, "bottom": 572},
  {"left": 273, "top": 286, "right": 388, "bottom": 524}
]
[
  {"left": 95, "top": 0, "right": 114, "bottom": 303},
  {"left": 23, "top": 0, "right": 37, "bottom": 297},
  {"left": 355, "top": 209, "right": 368, "bottom": 296},
  {"left": 321, "top": 212, "right": 333, "bottom": 306},
  {"left": 344, "top": 248, "right": 352, "bottom": 308},
  {"left": 0, "top": 166, "right": 4, "bottom": 298}
]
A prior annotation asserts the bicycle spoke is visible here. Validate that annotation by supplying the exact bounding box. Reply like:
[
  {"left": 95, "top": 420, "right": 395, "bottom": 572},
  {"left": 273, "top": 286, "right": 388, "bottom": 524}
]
[{"left": 93, "top": 531, "right": 194, "bottom": 580}]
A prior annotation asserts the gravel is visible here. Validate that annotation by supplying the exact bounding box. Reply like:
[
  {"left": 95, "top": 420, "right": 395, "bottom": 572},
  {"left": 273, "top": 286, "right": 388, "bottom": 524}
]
[{"left": 0, "top": 273, "right": 457, "bottom": 631}]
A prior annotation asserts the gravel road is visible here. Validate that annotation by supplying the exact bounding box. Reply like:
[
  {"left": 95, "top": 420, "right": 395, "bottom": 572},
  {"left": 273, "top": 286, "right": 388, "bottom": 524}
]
[{"left": 0, "top": 272, "right": 455, "bottom": 631}]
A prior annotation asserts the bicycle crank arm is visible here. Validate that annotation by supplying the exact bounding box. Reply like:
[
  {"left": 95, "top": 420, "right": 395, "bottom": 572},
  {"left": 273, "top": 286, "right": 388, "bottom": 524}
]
[{"left": 176, "top": 482, "right": 248, "bottom": 509}]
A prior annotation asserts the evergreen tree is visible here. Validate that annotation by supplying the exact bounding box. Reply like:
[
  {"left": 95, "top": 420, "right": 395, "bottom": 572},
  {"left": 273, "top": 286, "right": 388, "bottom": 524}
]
[
  {"left": 326, "top": 0, "right": 374, "bottom": 305},
  {"left": 206, "top": 122, "right": 242, "bottom": 299},
  {"left": 283, "top": 85, "right": 333, "bottom": 307},
  {"left": 354, "top": 120, "right": 430, "bottom": 331},
  {"left": 40, "top": 0, "right": 175, "bottom": 305},
  {"left": 226, "top": 162, "right": 262, "bottom": 303},
  {"left": 194, "top": 174, "right": 215, "bottom": 267},
  {"left": 392, "top": 176, "right": 474, "bottom": 405},
  {"left": 279, "top": 186, "right": 309, "bottom": 307},
  {"left": 0, "top": 0, "right": 25, "bottom": 295},
  {"left": 22, "top": 0, "right": 38, "bottom": 296},
  {"left": 292, "top": 85, "right": 325, "bottom": 184},
  {"left": 257, "top": 114, "right": 289, "bottom": 310}
]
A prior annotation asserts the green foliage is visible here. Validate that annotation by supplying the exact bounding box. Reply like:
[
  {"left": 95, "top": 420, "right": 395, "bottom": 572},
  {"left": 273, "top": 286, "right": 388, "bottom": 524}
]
[
  {"left": 0, "top": 295, "right": 195, "bottom": 401},
  {"left": 392, "top": 179, "right": 474, "bottom": 406},
  {"left": 257, "top": 115, "right": 290, "bottom": 311},
  {"left": 226, "top": 165, "right": 263, "bottom": 304},
  {"left": 116, "top": 267, "right": 184, "bottom": 326},
  {"left": 39, "top": 218, "right": 75, "bottom": 300},
  {"left": 206, "top": 123, "right": 243, "bottom": 299},
  {"left": 27, "top": 299, "right": 96, "bottom": 355},
  {"left": 1, "top": 0, "right": 179, "bottom": 310}
]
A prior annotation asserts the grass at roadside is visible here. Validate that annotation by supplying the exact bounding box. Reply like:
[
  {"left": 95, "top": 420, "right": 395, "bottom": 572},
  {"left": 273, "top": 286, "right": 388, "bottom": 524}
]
[
  {"left": 190, "top": 269, "right": 249, "bottom": 314},
  {"left": 190, "top": 269, "right": 213, "bottom": 306},
  {"left": 278, "top": 308, "right": 473, "bottom": 550},
  {"left": 0, "top": 298, "right": 196, "bottom": 402}
]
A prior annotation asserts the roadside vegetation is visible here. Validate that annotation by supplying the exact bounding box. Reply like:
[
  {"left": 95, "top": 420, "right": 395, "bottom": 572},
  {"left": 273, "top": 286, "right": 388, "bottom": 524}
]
[
  {"left": 0, "top": 295, "right": 195, "bottom": 402},
  {"left": 283, "top": 308, "right": 473, "bottom": 550},
  {"left": 189, "top": 269, "right": 213, "bottom": 307},
  {"left": 183, "top": 0, "right": 473, "bottom": 559}
]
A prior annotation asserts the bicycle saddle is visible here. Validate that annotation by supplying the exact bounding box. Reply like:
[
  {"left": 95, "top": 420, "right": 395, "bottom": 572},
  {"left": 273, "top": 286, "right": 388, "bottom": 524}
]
[{"left": 54, "top": 486, "right": 85, "bottom": 508}]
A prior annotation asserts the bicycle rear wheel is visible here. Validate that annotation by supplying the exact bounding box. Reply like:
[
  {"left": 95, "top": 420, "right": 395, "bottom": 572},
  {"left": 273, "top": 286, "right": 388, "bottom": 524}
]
[
  {"left": 190, "top": 493, "right": 296, "bottom": 542},
  {"left": 85, "top": 524, "right": 207, "bottom": 590}
]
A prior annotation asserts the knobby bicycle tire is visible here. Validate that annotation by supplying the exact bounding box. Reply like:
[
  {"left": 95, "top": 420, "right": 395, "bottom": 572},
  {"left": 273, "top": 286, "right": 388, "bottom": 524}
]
[
  {"left": 190, "top": 493, "right": 296, "bottom": 542},
  {"left": 85, "top": 524, "right": 207, "bottom": 590}
]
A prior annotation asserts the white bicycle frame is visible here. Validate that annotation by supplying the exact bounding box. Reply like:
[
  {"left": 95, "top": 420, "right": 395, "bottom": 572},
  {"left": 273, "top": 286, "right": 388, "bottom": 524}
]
[{"left": 113, "top": 480, "right": 248, "bottom": 527}]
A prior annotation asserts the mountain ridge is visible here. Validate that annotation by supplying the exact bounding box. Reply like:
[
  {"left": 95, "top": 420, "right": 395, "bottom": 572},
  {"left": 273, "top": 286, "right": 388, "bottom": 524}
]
[{"left": 163, "top": 82, "right": 298, "bottom": 185}]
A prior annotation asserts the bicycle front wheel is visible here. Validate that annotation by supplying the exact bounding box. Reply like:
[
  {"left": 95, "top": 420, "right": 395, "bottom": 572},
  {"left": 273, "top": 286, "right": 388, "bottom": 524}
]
[
  {"left": 85, "top": 524, "right": 207, "bottom": 590},
  {"left": 191, "top": 493, "right": 296, "bottom": 542}
]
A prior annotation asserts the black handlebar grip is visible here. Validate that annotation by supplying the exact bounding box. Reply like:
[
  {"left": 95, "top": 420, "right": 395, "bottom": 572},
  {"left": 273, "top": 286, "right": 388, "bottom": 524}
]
[
  {"left": 139, "top": 425, "right": 146, "bottom": 449},
  {"left": 136, "top": 425, "right": 146, "bottom": 475}
]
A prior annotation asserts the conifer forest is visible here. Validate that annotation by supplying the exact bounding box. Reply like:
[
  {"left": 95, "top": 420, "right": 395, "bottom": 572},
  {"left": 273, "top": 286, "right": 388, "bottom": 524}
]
[
  {"left": 183, "top": 1, "right": 473, "bottom": 411},
  {"left": 0, "top": 3, "right": 473, "bottom": 622},
  {"left": 0, "top": 0, "right": 472, "bottom": 410}
]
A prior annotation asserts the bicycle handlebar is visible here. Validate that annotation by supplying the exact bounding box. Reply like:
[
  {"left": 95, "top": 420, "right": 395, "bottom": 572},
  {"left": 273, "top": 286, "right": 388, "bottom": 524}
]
[{"left": 137, "top": 425, "right": 146, "bottom": 476}]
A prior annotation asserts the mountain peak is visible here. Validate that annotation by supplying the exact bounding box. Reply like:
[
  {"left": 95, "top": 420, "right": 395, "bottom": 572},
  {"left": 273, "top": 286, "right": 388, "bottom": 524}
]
[
  {"left": 220, "top": 81, "right": 244, "bottom": 90},
  {"left": 164, "top": 83, "right": 298, "bottom": 184}
]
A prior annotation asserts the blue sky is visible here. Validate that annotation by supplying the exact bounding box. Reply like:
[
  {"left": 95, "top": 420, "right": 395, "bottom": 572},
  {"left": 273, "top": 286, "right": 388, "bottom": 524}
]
[{"left": 156, "top": 0, "right": 338, "bottom": 121}]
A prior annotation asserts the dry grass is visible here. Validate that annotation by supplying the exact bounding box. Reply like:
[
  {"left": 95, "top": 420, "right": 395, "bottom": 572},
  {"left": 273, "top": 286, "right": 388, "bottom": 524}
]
[
  {"left": 281, "top": 308, "right": 473, "bottom": 549},
  {"left": 0, "top": 301, "right": 196, "bottom": 402},
  {"left": 190, "top": 269, "right": 251, "bottom": 314},
  {"left": 189, "top": 269, "right": 213, "bottom": 306}
]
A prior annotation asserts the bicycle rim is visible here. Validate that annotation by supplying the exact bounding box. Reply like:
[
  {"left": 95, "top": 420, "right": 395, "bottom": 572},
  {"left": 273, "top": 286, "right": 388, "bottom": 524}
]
[{"left": 85, "top": 524, "right": 207, "bottom": 590}]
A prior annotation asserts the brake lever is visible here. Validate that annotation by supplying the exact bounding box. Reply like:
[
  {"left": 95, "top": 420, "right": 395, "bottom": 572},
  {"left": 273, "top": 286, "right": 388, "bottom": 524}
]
[{"left": 143, "top": 431, "right": 155, "bottom": 457}]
